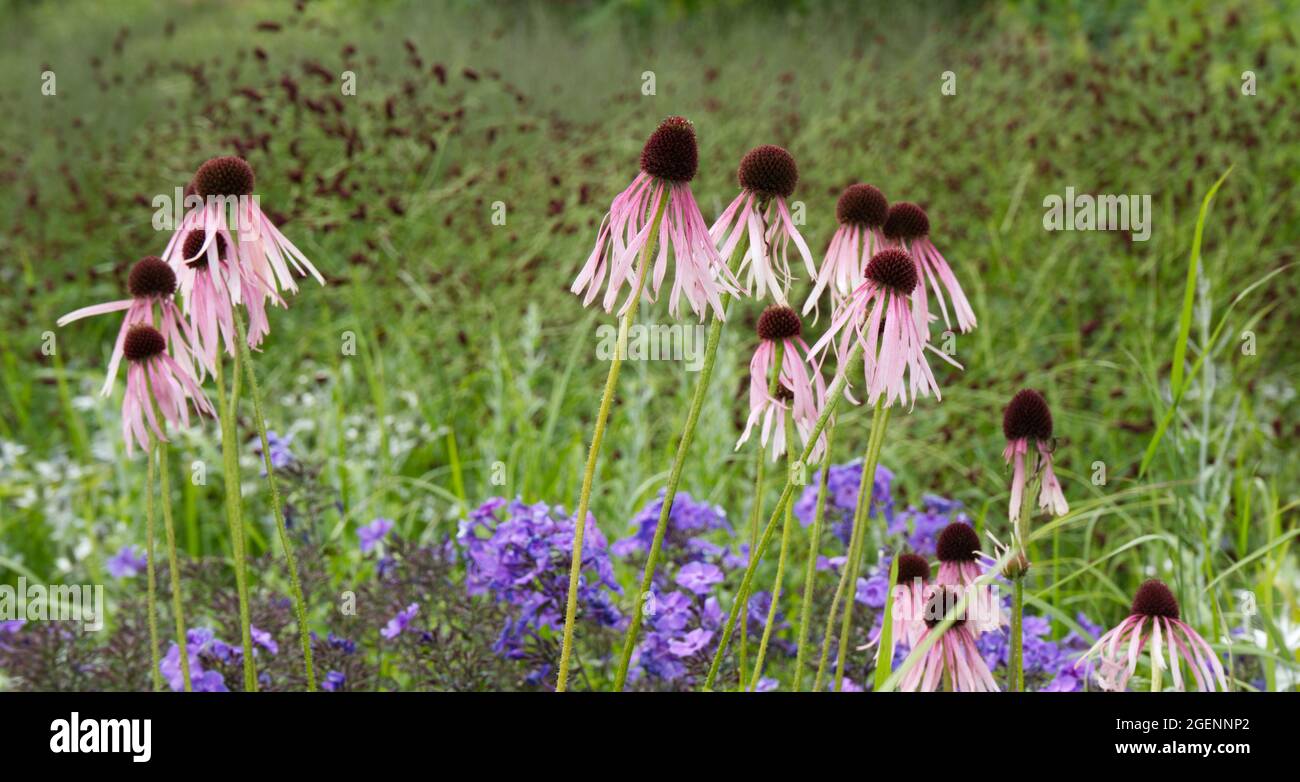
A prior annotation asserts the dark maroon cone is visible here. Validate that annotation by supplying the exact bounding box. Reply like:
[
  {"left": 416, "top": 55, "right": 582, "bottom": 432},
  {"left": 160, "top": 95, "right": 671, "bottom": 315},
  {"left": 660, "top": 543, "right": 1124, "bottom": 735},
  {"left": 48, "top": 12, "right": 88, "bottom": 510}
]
[
  {"left": 836, "top": 184, "right": 888, "bottom": 227},
  {"left": 1131, "top": 579, "right": 1180, "bottom": 620},
  {"left": 864, "top": 248, "right": 918, "bottom": 294},
  {"left": 895, "top": 553, "right": 930, "bottom": 584},
  {"left": 127, "top": 256, "right": 177, "bottom": 298},
  {"left": 756, "top": 305, "right": 801, "bottom": 341},
  {"left": 123, "top": 324, "right": 166, "bottom": 362},
  {"left": 883, "top": 201, "right": 930, "bottom": 240},
  {"left": 1002, "top": 389, "right": 1053, "bottom": 442},
  {"left": 639, "top": 116, "right": 698, "bottom": 182},
  {"left": 737, "top": 145, "right": 798, "bottom": 199},
  {"left": 194, "top": 156, "right": 256, "bottom": 198},
  {"left": 935, "top": 522, "right": 981, "bottom": 563}
]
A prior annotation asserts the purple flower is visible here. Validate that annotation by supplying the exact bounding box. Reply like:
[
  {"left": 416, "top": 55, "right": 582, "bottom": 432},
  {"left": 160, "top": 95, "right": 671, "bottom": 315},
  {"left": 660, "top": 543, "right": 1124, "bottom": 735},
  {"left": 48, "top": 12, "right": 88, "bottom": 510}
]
[
  {"left": 106, "top": 545, "right": 148, "bottom": 579},
  {"left": 358, "top": 517, "right": 395, "bottom": 554},
  {"left": 755, "top": 677, "right": 779, "bottom": 692},
  {"left": 887, "top": 496, "right": 968, "bottom": 558},
  {"left": 613, "top": 491, "right": 731, "bottom": 563},
  {"left": 675, "top": 562, "right": 724, "bottom": 595},
  {"left": 457, "top": 498, "right": 624, "bottom": 665},
  {"left": 667, "top": 628, "right": 713, "bottom": 657},
  {"left": 381, "top": 603, "right": 420, "bottom": 639},
  {"left": 794, "top": 461, "right": 894, "bottom": 547},
  {"left": 250, "top": 625, "right": 279, "bottom": 655},
  {"left": 255, "top": 430, "right": 296, "bottom": 476},
  {"left": 856, "top": 575, "right": 888, "bottom": 609},
  {"left": 327, "top": 633, "right": 356, "bottom": 654},
  {"left": 322, "top": 671, "right": 347, "bottom": 691},
  {"left": 159, "top": 628, "right": 229, "bottom": 692}
]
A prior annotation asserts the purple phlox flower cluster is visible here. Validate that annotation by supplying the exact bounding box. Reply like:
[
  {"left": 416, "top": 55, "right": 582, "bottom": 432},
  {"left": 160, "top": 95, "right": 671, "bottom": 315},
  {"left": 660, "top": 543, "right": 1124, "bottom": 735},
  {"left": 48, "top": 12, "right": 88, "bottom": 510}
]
[
  {"left": 358, "top": 517, "right": 395, "bottom": 554},
  {"left": 458, "top": 497, "right": 624, "bottom": 661},
  {"left": 973, "top": 609, "right": 1101, "bottom": 691},
  {"left": 794, "top": 461, "right": 894, "bottom": 547},
  {"left": 628, "top": 588, "right": 722, "bottom": 683},
  {"left": 106, "top": 545, "right": 148, "bottom": 578},
  {"left": 254, "top": 430, "right": 296, "bottom": 476},
  {"left": 616, "top": 492, "right": 788, "bottom": 686},
  {"left": 887, "top": 494, "right": 970, "bottom": 559},
  {"left": 611, "top": 490, "right": 731, "bottom": 574},
  {"left": 160, "top": 627, "right": 232, "bottom": 692}
]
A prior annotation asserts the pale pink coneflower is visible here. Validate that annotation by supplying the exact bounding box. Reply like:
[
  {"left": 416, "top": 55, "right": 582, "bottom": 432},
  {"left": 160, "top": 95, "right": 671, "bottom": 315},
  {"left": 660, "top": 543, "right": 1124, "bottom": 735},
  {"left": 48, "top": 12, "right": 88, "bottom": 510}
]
[
  {"left": 1076, "top": 579, "right": 1228, "bottom": 692},
  {"left": 868, "top": 552, "right": 931, "bottom": 656},
  {"left": 735, "top": 306, "right": 826, "bottom": 463},
  {"left": 934, "top": 522, "right": 1002, "bottom": 635},
  {"left": 571, "top": 116, "right": 738, "bottom": 321},
  {"left": 174, "top": 229, "right": 282, "bottom": 372},
  {"left": 120, "top": 324, "right": 216, "bottom": 455},
  {"left": 184, "top": 156, "right": 324, "bottom": 305},
  {"left": 57, "top": 256, "right": 199, "bottom": 398},
  {"left": 1002, "top": 389, "right": 1068, "bottom": 524},
  {"left": 900, "top": 585, "right": 1000, "bottom": 692},
  {"left": 710, "top": 145, "right": 815, "bottom": 308},
  {"left": 809, "top": 248, "right": 941, "bottom": 410},
  {"left": 883, "top": 202, "right": 977, "bottom": 336},
  {"left": 803, "top": 184, "right": 888, "bottom": 321}
]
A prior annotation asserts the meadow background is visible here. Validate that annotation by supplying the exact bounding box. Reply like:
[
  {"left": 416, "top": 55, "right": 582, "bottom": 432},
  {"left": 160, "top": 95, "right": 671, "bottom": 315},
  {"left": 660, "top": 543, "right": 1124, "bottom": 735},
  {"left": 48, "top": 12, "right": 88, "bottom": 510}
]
[{"left": 0, "top": 0, "right": 1296, "bottom": 690}]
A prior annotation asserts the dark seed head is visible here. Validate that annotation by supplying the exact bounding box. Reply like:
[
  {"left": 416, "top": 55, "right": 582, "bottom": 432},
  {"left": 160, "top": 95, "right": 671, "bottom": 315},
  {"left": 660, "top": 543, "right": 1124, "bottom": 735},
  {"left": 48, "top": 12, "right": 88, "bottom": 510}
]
[
  {"left": 756, "top": 305, "right": 801, "bottom": 341},
  {"left": 737, "top": 144, "right": 798, "bottom": 199},
  {"left": 836, "top": 184, "right": 888, "bottom": 227},
  {"left": 923, "top": 585, "right": 967, "bottom": 629},
  {"left": 127, "top": 256, "right": 177, "bottom": 298},
  {"left": 181, "top": 230, "right": 227, "bottom": 268},
  {"left": 864, "top": 248, "right": 918, "bottom": 294},
  {"left": 882, "top": 201, "right": 930, "bottom": 240},
  {"left": 935, "top": 522, "right": 981, "bottom": 563},
  {"left": 123, "top": 324, "right": 166, "bottom": 362},
  {"left": 1131, "top": 579, "right": 1180, "bottom": 620},
  {"left": 193, "top": 155, "right": 256, "bottom": 198},
  {"left": 1002, "top": 389, "right": 1054, "bottom": 442},
  {"left": 639, "top": 116, "right": 698, "bottom": 182},
  {"left": 774, "top": 385, "right": 795, "bottom": 403},
  {"left": 895, "top": 553, "right": 930, "bottom": 585}
]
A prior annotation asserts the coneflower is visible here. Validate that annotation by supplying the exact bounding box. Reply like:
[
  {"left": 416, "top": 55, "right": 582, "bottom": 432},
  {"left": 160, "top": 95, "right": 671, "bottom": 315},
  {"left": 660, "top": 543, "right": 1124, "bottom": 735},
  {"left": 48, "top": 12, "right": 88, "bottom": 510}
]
[
  {"left": 57, "top": 256, "right": 198, "bottom": 396},
  {"left": 808, "top": 248, "right": 946, "bottom": 690},
  {"left": 734, "top": 306, "right": 825, "bottom": 689},
  {"left": 810, "top": 248, "right": 940, "bottom": 409},
  {"left": 934, "top": 521, "right": 1001, "bottom": 634},
  {"left": 736, "top": 306, "right": 826, "bottom": 463},
  {"left": 710, "top": 145, "right": 815, "bottom": 307},
  {"left": 120, "top": 325, "right": 214, "bottom": 454},
  {"left": 122, "top": 323, "right": 211, "bottom": 693},
  {"left": 1002, "top": 389, "right": 1069, "bottom": 524},
  {"left": 883, "top": 201, "right": 977, "bottom": 334},
  {"left": 186, "top": 155, "right": 324, "bottom": 302},
  {"left": 803, "top": 184, "right": 888, "bottom": 319},
  {"left": 864, "top": 552, "right": 930, "bottom": 664},
  {"left": 560, "top": 116, "right": 731, "bottom": 692},
  {"left": 900, "top": 585, "right": 1000, "bottom": 692},
  {"left": 172, "top": 229, "right": 282, "bottom": 373},
  {"left": 1076, "top": 580, "right": 1228, "bottom": 692},
  {"left": 170, "top": 156, "right": 322, "bottom": 692},
  {"left": 570, "top": 116, "right": 738, "bottom": 320}
]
